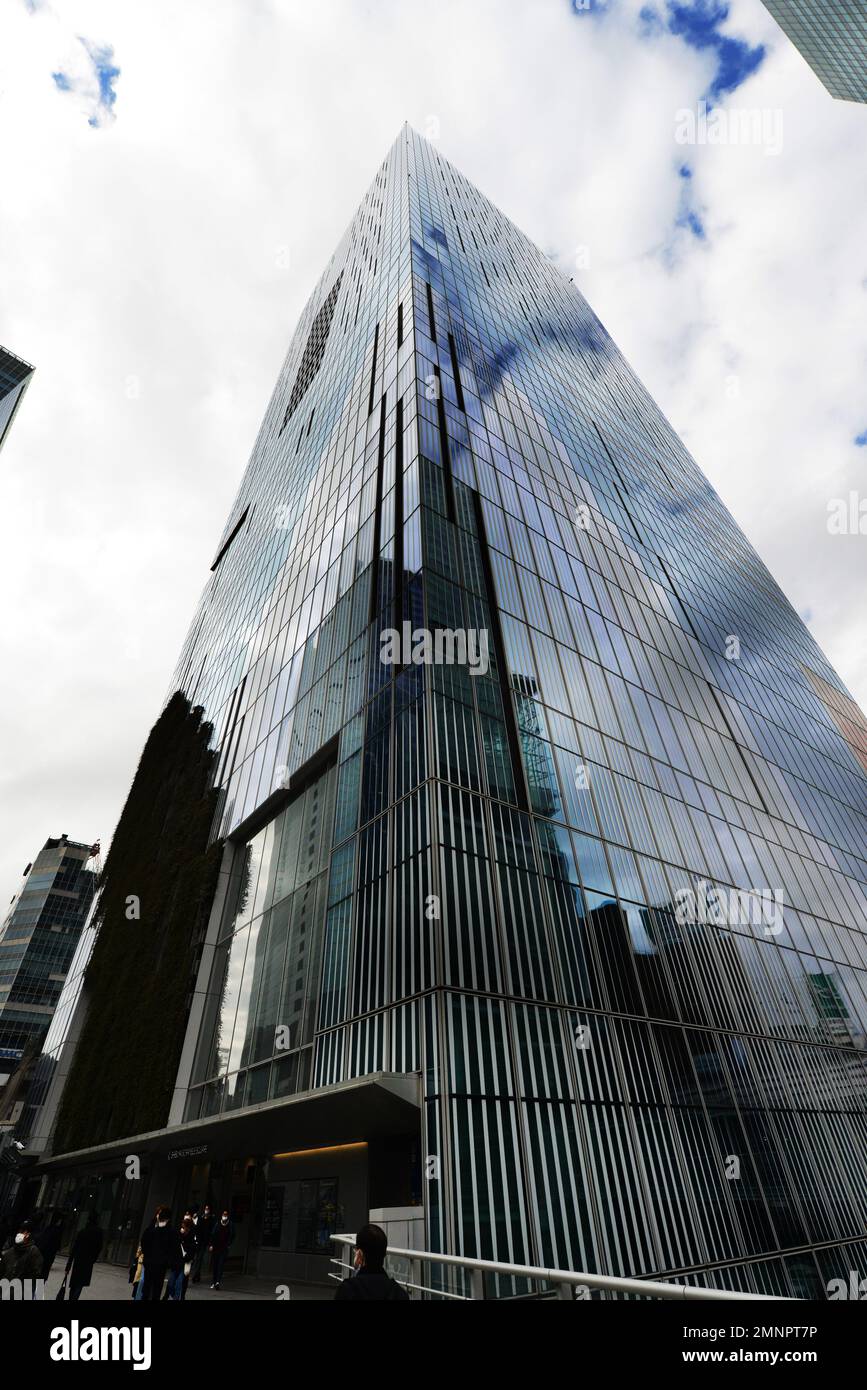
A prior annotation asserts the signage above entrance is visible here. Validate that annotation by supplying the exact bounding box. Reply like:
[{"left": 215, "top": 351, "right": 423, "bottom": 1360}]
[{"left": 167, "top": 1143, "right": 208, "bottom": 1162}]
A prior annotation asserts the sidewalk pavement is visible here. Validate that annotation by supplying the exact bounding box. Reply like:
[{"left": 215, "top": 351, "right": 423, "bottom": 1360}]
[{"left": 41, "top": 1261, "right": 334, "bottom": 1302}]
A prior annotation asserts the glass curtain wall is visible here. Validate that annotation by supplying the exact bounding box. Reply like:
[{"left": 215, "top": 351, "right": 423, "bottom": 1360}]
[{"left": 163, "top": 127, "right": 867, "bottom": 1295}]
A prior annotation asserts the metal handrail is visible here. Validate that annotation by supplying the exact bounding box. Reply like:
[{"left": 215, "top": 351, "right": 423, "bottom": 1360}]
[
  {"left": 328, "top": 1256, "right": 468, "bottom": 1300},
  {"left": 327, "top": 1256, "right": 469, "bottom": 1295},
  {"left": 331, "top": 1234, "right": 792, "bottom": 1300}
]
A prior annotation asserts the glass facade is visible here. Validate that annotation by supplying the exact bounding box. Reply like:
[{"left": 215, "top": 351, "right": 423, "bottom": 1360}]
[
  {"left": 14, "top": 896, "right": 100, "bottom": 1151},
  {"left": 0, "top": 838, "right": 97, "bottom": 1088},
  {"left": 153, "top": 125, "right": 867, "bottom": 1294},
  {"left": 186, "top": 768, "right": 336, "bottom": 1118},
  {"left": 761, "top": 1, "right": 867, "bottom": 103},
  {"left": 0, "top": 345, "right": 34, "bottom": 455}
]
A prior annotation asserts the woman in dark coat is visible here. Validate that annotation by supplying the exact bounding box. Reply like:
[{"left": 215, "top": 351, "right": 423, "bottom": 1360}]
[
  {"left": 168, "top": 1219, "right": 197, "bottom": 1301},
  {"left": 65, "top": 1213, "right": 104, "bottom": 1300}
]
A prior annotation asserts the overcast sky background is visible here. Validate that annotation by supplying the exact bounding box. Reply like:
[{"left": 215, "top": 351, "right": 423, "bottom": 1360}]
[{"left": 0, "top": 0, "right": 865, "bottom": 900}]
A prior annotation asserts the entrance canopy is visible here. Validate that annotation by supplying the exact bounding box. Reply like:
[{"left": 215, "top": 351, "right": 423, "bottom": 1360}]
[{"left": 35, "top": 1072, "right": 421, "bottom": 1173}]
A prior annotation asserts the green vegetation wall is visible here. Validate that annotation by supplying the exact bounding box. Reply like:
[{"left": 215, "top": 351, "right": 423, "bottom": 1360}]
[{"left": 54, "top": 693, "right": 222, "bottom": 1152}]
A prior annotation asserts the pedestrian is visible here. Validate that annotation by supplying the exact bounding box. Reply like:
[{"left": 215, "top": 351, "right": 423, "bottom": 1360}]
[
  {"left": 191, "top": 1203, "right": 214, "bottom": 1284},
  {"left": 208, "top": 1209, "right": 233, "bottom": 1290},
  {"left": 35, "top": 1212, "right": 65, "bottom": 1280},
  {"left": 334, "top": 1224, "right": 409, "bottom": 1301},
  {"left": 0, "top": 1220, "right": 44, "bottom": 1299},
  {"left": 130, "top": 1243, "right": 144, "bottom": 1300},
  {"left": 167, "top": 1218, "right": 196, "bottom": 1300},
  {"left": 133, "top": 1205, "right": 159, "bottom": 1300},
  {"left": 64, "top": 1212, "right": 104, "bottom": 1301},
  {"left": 140, "top": 1207, "right": 183, "bottom": 1301}
]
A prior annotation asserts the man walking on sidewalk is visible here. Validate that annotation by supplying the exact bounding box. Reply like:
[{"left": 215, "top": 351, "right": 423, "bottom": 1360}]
[{"left": 208, "top": 1210, "right": 233, "bottom": 1290}]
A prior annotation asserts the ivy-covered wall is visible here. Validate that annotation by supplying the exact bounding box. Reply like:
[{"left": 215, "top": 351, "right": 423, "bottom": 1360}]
[{"left": 53, "top": 693, "right": 222, "bottom": 1153}]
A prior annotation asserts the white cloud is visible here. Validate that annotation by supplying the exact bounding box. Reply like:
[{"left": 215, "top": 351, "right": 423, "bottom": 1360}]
[{"left": 0, "top": 0, "right": 865, "bottom": 897}]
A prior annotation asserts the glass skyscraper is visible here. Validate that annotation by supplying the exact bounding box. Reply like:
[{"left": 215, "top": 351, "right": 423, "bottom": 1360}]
[
  {"left": 0, "top": 345, "right": 34, "bottom": 455},
  {"left": 761, "top": 0, "right": 867, "bottom": 103},
  {"left": 36, "top": 127, "right": 867, "bottom": 1296},
  {"left": 0, "top": 837, "right": 97, "bottom": 1090},
  {"left": 10, "top": 895, "right": 100, "bottom": 1156}
]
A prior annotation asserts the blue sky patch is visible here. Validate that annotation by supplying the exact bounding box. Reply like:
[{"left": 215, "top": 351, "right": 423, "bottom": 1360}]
[
  {"left": 675, "top": 161, "right": 706, "bottom": 239},
  {"left": 638, "top": 4, "right": 665, "bottom": 38},
  {"left": 667, "top": 1, "right": 766, "bottom": 102},
  {"left": 638, "top": 0, "right": 766, "bottom": 103},
  {"left": 83, "top": 40, "right": 120, "bottom": 123},
  {"left": 571, "top": 0, "right": 612, "bottom": 15},
  {"left": 572, "top": 0, "right": 767, "bottom": 104},
  {"left": 51, "top": 36, "right": 120, "bottom": 128}
]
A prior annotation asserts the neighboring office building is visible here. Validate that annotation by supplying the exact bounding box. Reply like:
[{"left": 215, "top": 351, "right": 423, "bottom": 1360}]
[
  {"left": 11, "top": 892, "right": 100, "bottom": 1156},
  {"left": 0, "top": 836, "right": 98, "bottom": 1094},
  {"left": 761, "top": 0, "right": 867, "bottom": 103},
  {"left": 0, "top": 346, "right": 35, "bottom": 455},
  {"left": 31, "top": 127, "right": 867, "bottom": 1297},
  {"left": 0, "top": 836, "right": 97, "bottom": 1216}
]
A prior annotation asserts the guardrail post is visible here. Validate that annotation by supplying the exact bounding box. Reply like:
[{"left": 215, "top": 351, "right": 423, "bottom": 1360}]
[
  {"left": 470, "top": 1269, "right": 485, "bottom": 1300},
  {"left": 557, "top": 1282, "right": 572, "bottom": 1301}
]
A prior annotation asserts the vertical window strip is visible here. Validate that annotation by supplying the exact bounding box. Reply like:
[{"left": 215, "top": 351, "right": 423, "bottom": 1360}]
[
  {"left": 448, "top": 332, "right": 466, "bottom": 413},
  {"left": 368, "top": 322, "right": 380, "bottom": 416},
  {"left": 426, "top": 281, "right": 437, "bottom": 344},
  {"left": 433, "top": 366, "right": 457, "bottom": 524},
  {"left": 369, "top": 395, "right": 388, "bottom": 623},
  {"left": 394, "top": 394, "right": 404, "bottom": 634}
]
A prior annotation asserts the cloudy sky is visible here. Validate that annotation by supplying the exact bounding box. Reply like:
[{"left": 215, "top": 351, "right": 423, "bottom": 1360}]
[{"left": 0, "top": 0, "right": 865, "bottom": 899}]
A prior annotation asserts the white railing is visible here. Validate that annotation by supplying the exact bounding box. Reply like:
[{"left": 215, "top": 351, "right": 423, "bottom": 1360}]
[{"left": 330, "top": 1234, "right": 792, "bottom": 1300}]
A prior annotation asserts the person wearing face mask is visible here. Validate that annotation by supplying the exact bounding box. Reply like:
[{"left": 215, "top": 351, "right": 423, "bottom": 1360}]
[
  {"left": 208, "top": 1210, "right": 233, "bottom": 1290},
  {"left": 0, "top": 1220, "right": 44, "bottom": 1297},
  {"left": 334, "top": 1224, "right": 409, "bottom": 1301},
  {"left": 168, "top": 1218, "right": 197, "bottom": 1300},
  {"left": 191, "top": 1203, "right": 214, "bottom": 1284},
  {"left": 140, "top": 1206, "right": 183, "bottom": 1301}
]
